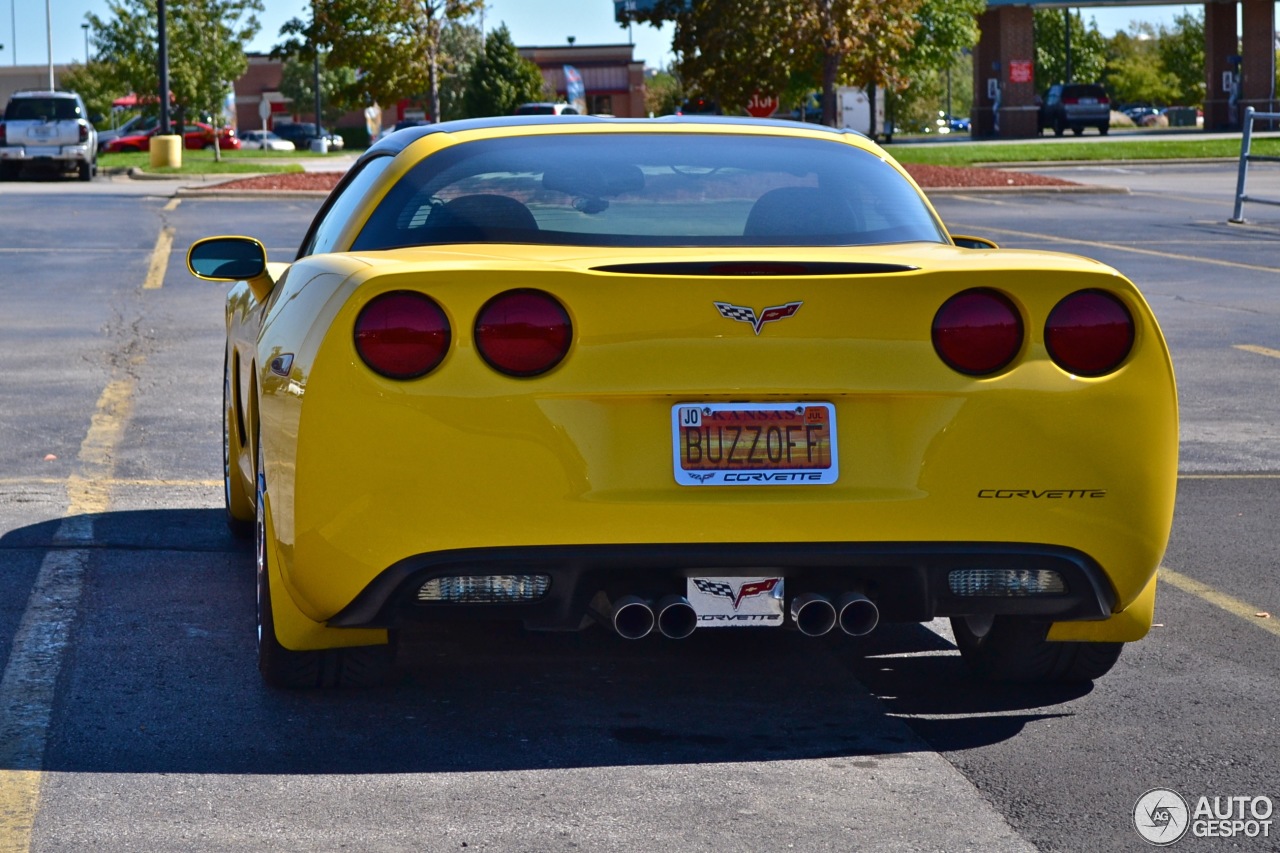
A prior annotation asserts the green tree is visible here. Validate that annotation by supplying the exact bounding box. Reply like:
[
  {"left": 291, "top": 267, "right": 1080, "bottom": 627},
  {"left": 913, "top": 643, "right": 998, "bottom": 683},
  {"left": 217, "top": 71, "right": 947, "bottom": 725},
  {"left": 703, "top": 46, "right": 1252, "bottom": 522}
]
[
  {"left": 278, "top": 0, "right": 483, "bottom": 122},
  {"left": 86, "top": 0, "right": 262, "bottom": 158},
  {"left": 60, "top": 60, "right": 125, "bottom": 128},
  {"left": 631, "top": 0, "right": 922, "bottom": 127},
  {"left": 1104, "top": 27, "right": 1180, "bottom": 107},
  {"left": 887, "top": 0, "right": 982, "bottom": 133},
  {"left": 644, "top": 67, "right": 684, "bottom": 117},
  {"left": 1157, "top": 10, "right": 1206, "bottom": 106},
  {"left": 278, "top": 53, "right": 359, "bottom": 127},
  {"left": 462, "top": 24, "right": 546, "bottom": 118},
  {"left": 438, "top": 19, "right": 484, "bottom": 121},
  {"left": 1034, "top": 9, "right": 1108, "bottom": 88}
]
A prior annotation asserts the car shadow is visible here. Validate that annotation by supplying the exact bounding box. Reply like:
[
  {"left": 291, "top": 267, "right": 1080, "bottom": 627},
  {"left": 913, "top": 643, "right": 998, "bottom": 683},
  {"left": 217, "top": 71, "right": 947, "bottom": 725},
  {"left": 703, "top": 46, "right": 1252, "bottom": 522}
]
[{"left": 1, "top": 509, "right": 1087, "bottom": 776}]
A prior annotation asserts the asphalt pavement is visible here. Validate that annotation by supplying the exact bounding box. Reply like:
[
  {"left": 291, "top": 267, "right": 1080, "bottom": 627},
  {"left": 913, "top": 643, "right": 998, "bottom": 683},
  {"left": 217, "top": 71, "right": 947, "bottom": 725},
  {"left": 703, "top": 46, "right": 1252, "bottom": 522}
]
[{"left": 1, "top": 159, "right": 1278, "bottom": 852}]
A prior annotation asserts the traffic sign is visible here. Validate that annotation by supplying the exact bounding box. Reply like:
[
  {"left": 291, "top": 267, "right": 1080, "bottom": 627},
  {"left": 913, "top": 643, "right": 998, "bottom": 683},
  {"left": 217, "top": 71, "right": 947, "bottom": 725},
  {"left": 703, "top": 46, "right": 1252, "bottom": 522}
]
[{"left": 746, "top": 92, "right": 778, "bottom": 118}]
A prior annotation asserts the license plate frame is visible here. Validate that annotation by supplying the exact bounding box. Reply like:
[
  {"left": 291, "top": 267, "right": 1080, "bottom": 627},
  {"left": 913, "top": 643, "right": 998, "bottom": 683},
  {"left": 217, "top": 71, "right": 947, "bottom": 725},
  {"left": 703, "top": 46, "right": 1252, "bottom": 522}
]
[{"left": 672, "top": 402, "right": 837, "bottom": 486}]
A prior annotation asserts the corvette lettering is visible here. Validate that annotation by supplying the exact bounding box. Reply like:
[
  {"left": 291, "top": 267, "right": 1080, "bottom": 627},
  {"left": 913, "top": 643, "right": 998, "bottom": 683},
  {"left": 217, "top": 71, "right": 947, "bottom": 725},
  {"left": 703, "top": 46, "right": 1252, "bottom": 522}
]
[
  {"left": 724, "top": 472, "right": 823, "bottom": 482},
  {"left": 697, "top": 614, "right": 783, "bottom": 622},
  {"left": 978, "top": 489, "right": 1107, "bottom": 499}
]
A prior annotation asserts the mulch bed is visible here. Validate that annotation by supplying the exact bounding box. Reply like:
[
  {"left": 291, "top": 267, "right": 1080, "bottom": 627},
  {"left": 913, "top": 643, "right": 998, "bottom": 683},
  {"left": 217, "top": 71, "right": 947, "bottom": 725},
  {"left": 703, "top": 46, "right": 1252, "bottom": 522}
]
[{"left": 206, "top": 163, "right": 1074, "bottom": 193}]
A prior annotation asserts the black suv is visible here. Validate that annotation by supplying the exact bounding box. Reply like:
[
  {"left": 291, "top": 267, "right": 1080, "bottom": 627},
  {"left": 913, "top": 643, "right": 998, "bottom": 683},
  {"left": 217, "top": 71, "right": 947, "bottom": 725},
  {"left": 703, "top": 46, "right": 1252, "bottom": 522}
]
[{"left": 1039, "top": 83, "right": 1111, "bottom": 137}]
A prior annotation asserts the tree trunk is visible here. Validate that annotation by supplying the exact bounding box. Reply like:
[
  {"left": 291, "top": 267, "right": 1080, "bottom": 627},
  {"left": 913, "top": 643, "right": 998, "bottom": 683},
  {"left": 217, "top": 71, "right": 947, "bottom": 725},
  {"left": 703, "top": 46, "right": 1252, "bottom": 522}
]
[{"left": 821, "top": 50, "right": 840, "bottom": 127}]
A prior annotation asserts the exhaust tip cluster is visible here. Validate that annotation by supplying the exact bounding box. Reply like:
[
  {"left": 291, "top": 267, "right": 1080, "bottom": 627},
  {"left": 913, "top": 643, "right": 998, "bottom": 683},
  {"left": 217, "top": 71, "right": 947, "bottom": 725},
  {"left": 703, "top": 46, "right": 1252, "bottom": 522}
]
[{"left": 605, "top": 590, "right": 878, "bottom": 640}]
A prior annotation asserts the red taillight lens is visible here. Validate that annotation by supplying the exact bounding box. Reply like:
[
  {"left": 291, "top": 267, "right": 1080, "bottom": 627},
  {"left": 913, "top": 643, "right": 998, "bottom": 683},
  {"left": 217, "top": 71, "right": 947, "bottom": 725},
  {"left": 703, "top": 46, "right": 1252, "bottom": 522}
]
[
  {"left": 932, "top": 289, "right": 1023, "bottom": 375},
  {"left": 79, "top": 122, "right": 89, "bottom": 143},
  {"left": 1, "top": 123, "right": 7, "bottom": 145},
  {"left": 354, "top": 291, "right": 450, "bottom": 379},
  {"left": 1045, "top": 290, "right": 1134, "bottom": 376},
  {"left": 474, "top": 289, "right": 572, "bottom": 377},
  {"left": 1063, "top": 97, "right": 1079, "bottom": 105}
]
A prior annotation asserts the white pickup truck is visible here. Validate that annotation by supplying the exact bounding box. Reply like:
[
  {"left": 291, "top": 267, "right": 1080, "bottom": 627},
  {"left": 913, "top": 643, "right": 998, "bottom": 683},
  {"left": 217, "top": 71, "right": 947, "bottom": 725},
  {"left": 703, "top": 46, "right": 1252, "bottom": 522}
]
[{"left": 0, "top": 90, "right": 99, "bottom": 181}]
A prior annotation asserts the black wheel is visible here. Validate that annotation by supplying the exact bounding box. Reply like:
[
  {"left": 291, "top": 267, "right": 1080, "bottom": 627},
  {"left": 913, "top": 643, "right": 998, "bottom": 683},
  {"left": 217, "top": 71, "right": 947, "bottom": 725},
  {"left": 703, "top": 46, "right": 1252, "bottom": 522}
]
[
  {"left": 78, "top": 161, "right": 92, "bottom": 181},
  {"left": 1071, "top": 126, "right": 1083, "bottom": 136},
  {"left": 951, "top": 614, "right": 1123, "bottom": 683},
  {"left": 222, "top": 351, "right": 253, "bottom": 538},
  {"left": 0, "top": 162, "right": 18, "bottom": 181},
  {"left": 255, "top": 440, "right": 394, "bottom": 689},
  {"left": 1098, "top": 124, "right": 1110, "bottom": 136},
  {"left": 1053, "top": 117, "right": 1065, "bottom": 137}
]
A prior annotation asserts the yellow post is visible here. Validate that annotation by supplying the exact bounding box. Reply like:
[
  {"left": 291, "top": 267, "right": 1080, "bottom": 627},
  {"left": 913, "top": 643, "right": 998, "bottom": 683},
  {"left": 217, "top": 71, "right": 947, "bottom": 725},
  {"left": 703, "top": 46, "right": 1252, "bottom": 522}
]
[{"left": 149, "top": 134, "right": 183, "bottom": 169}]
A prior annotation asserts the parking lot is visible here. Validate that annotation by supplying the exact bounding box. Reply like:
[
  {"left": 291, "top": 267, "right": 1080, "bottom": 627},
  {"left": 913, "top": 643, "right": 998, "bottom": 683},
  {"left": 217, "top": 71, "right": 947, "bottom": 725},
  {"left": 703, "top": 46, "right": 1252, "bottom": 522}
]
[{"left": 1, "top": 160, "right": 1279, "bottom": 851}]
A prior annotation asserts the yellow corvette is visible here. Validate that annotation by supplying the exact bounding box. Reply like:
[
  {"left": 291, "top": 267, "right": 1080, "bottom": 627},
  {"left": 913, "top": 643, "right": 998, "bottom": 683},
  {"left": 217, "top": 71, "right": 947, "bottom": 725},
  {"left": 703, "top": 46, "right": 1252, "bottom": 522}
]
[{"left": 187, "top": 117, "right": 1177, "bottom": 688}]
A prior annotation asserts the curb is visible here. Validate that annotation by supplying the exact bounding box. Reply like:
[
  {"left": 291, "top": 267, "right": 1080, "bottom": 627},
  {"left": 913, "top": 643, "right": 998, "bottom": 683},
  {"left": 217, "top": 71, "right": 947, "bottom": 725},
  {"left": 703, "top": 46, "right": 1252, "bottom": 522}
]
[
  {"left": 923, "top": 184, "right": 1129, "bottom": 195},
  {"left": 175, "top": 187, "right": 330, "bottom": 199}
]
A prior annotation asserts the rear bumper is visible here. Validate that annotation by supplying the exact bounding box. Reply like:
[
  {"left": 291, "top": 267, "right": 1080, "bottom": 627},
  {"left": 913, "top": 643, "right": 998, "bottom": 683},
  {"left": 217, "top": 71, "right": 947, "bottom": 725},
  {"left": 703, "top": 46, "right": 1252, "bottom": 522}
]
[
  {"left": 329, "top": 541, "right": 1118, "bottom": 631},
  {"left": 0, "top": 144, "right": 93, "bottom": 163}
]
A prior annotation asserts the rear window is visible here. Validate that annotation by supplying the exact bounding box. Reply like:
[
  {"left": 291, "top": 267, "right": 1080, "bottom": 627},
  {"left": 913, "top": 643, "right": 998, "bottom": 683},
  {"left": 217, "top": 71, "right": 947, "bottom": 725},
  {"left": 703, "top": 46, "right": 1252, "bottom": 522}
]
[
  {"left": 4, "top": 97, "right": 82, "bottom": 121},
  {"left": 1063, "top": 85, "right": 1107, "bottom": 99},
  {"left": 350, "top": 132, "right": 946, "bottom": 251}
]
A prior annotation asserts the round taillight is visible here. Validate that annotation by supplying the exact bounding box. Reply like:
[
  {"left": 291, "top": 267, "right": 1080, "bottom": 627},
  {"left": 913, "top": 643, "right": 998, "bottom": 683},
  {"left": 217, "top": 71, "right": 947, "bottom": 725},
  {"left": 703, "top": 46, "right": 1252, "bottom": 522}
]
[
  {"left": 474, "top": 289, "right": 572, "bottom": 377},
  {"left": 1045, "top": 290, "right": 1134, "bottom": 376},
  {"left": 354, "top": 291, "right": 450, "bottom": 379},
  {"left": 932, "top": 289, "right": 1023, "bottom": 375}
]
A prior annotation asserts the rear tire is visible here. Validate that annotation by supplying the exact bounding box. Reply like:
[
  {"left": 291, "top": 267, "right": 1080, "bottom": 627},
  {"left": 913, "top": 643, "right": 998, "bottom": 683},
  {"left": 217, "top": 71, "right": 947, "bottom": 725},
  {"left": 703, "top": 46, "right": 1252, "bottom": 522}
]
[
  {"left": 1053, "top": 117, "right": 1065, "bottom": 137},
  {"left": 1098, "top": 124, "right": 1110, "bottom": 136},
  {"left": 1071, "top": 126, "right": 1083, "bottom": 136},
  {"left": 255, "top": 440, "right": 393, "bottom": 689},
  {"left": 951, "top": 614, "right": 1123, "bottom": 683},
  {"left": 78, "top": 161, "right": 92, "bottom": 181}
]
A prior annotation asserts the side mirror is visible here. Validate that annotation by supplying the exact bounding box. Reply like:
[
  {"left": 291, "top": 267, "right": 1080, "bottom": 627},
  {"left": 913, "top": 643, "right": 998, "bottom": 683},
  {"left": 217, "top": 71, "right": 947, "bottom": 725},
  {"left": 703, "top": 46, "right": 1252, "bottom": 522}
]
[
  {"left": 951, "top": 234, "right": 999, "bottom": 250},
  {"left": 187, "top": 236, "right": 275, "bottom": 302}
]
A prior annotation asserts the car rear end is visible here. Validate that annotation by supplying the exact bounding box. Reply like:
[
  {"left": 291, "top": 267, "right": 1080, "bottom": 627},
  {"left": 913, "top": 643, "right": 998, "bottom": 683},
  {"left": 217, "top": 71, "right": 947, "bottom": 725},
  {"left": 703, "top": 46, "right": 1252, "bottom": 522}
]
[
  {"left": 0, "top": 91, "right": 97, "bottom": 180},
  {"left": 1062, "top": 84, "right": 1111, "bottom": 132}
]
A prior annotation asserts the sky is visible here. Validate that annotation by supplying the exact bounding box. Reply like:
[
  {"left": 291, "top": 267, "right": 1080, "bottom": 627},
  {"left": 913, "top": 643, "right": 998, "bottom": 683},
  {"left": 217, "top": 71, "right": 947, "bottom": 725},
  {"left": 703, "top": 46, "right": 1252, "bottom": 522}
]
[{"left": 0, "top": 1, "right": 1212, "bottom": 70}]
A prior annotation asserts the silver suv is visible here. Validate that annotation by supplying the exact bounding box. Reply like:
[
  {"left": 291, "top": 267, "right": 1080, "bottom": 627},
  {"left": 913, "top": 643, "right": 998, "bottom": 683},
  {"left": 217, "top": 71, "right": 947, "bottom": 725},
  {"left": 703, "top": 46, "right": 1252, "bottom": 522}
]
[{"left": 0, "top": 90, "right": 98, "bottom": 181}]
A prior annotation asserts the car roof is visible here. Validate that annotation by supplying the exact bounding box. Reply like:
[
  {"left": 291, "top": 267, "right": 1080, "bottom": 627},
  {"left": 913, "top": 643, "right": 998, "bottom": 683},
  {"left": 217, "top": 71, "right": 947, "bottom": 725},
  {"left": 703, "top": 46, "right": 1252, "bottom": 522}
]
[{"left": 363, "top": 114, "right": 868, "bottom": 160}]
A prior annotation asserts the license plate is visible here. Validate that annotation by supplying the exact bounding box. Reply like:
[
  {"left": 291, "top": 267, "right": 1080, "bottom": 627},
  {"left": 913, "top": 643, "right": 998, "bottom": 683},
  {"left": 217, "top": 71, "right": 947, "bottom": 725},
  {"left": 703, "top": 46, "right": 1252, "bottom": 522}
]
[
  {"left": 672, "top": 402, "right": 837, "bottom": 486},
  {"left": 28, "top": 126, "right": 55, "bottom": 139},
  {"left": 1078, "top": 98, "right": 1097, "bottom": 104},
  {"left": 687, "top": 576, "right": 785, "bottom": 627}
]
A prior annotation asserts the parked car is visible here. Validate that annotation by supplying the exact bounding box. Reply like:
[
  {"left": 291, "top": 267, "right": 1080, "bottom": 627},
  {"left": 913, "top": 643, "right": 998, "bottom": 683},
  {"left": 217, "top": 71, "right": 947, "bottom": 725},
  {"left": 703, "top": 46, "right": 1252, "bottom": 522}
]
[
  {"left": 104, "top": 122, "right": 240, "bottom": 152},
  {"left": 272, "top": 122, "right": 345, "bottom": 150},
  {"left": 0, "top": 89, "right": 98, "bottom": 181},
  {"left": 239, "top": 129, "right": 295, "bottom": 151},
  {"left": 187, "top": 116, "right": 1176, "bottom": 690},
  {"left": 376, "top": 119, "right": 432, "bottom": 142},
  {"left": 1039, "top": 83, "right": 1111, "bottom": 136},
  {"left": 513, "top": 102, "right": 579, "bottom": 116},
  {"left": 97, "top": 114, "right": 159, "bottom": 153},
  {"left": 1120, "top": 103, "right": 1161, "bottom": 125}
]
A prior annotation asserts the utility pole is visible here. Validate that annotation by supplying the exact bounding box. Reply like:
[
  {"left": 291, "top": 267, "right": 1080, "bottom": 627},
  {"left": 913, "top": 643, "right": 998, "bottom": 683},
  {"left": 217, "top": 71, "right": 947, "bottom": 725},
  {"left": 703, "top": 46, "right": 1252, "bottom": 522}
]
[
  {"left": 158, "top": 0, "right": 171, "bottom": 134},
  {"left": 45, "top": 0, "right": 52, "bottom": 88}
]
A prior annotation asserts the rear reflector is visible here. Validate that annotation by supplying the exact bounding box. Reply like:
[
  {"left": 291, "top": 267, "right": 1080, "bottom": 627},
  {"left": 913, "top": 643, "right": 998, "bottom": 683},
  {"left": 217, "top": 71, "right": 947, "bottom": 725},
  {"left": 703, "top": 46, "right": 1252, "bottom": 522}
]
[
  {"left": 932, "top": 288, "right": 1023, "bottom": 375},
  {"left": 417, "top": 574, "right": 551, "bottom": 603},
  {"left": 1045, "top": 290, "right": 1134, "bottom": 376},
  {"left": 948, "top": 568, "right": 1067, "bottom": 597},
  {"left": 474, "top": 289, "right": 572, "bottom": 376},
  {"left": 354, "top": 291, "right": 451, "bottom": 379}
]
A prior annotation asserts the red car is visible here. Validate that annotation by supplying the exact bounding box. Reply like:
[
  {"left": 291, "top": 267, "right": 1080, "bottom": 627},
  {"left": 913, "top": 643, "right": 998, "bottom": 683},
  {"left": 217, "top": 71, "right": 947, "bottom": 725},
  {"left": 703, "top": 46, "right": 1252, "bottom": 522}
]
[{"left": 105, "top": 122, "right": 240, "bottom": 152}]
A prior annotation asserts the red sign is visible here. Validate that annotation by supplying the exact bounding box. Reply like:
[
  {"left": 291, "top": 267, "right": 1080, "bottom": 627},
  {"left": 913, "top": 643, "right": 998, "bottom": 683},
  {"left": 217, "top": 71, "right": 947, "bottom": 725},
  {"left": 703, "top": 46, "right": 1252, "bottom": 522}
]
[
  {"left": 1009, "top": 60, "right": 1034, "bottom": 85},
  {"left": 746, "top": 92, "right": 779, "bottom": 118}
]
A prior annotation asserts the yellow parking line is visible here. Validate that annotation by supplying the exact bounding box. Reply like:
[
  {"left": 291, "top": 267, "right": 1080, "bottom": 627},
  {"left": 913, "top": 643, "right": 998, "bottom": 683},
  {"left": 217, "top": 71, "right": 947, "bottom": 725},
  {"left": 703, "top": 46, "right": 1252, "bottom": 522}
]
[
  {"left": 162, "top": 198, "right": 181, "bottom": 212},
  {"left": 0, "top": 477, "right": 219, "bottom": 488},
  {"left": 1235, "top": 344, "right": 1280, "bottom": 360},
  {"left": 1160, "top": 566, "right": 1280, "bottom": 640},
  {"left": 142, "top": 226, "right": 175, "bottom": 290},
  {"left": 950, "top": 223, "right": 1280, "bottom": 274},
  {"left": 0, "top": 376, "right": 136, "bottom": 852}
]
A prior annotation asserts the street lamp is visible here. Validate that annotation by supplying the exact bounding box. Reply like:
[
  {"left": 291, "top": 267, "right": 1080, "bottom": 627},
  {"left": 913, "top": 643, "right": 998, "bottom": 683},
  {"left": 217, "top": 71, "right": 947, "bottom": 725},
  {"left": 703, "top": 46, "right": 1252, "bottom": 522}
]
[{"left": 81, "top": 23, "right": 89, "bottom": 62}]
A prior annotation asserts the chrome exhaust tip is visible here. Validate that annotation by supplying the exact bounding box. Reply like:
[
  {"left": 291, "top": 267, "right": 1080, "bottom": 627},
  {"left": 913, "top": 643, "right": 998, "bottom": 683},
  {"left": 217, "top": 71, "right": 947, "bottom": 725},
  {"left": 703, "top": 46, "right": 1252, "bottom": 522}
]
[
  {"left": 836, "top": 591, "right": 879, "bottom": 636},
  {"left": 612, "top": 595, "right": 656, "bottom": 640},
  {"left": 656, "top": 594, "right": 698, "bottom": 639},
  {"left": 790, "top": 592, "right": 837, "bottom": 637}
]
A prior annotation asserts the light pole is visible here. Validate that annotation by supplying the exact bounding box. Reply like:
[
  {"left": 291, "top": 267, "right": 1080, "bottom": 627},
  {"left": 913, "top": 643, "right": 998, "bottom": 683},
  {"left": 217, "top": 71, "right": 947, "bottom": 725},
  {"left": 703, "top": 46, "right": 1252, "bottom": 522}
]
[
  {"left": 81, "top": 23, "right": 89, "bottom": 62},
  {"left": 45, "top": 0, "right": 53, "bottom": 88}
]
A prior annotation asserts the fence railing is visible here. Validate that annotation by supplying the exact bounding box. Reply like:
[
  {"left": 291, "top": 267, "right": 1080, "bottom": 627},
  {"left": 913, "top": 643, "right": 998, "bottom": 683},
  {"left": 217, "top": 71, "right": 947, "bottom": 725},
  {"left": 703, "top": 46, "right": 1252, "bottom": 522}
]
[{"left": 1230, "top": 107, "right": 1280, "bottom": 223}]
